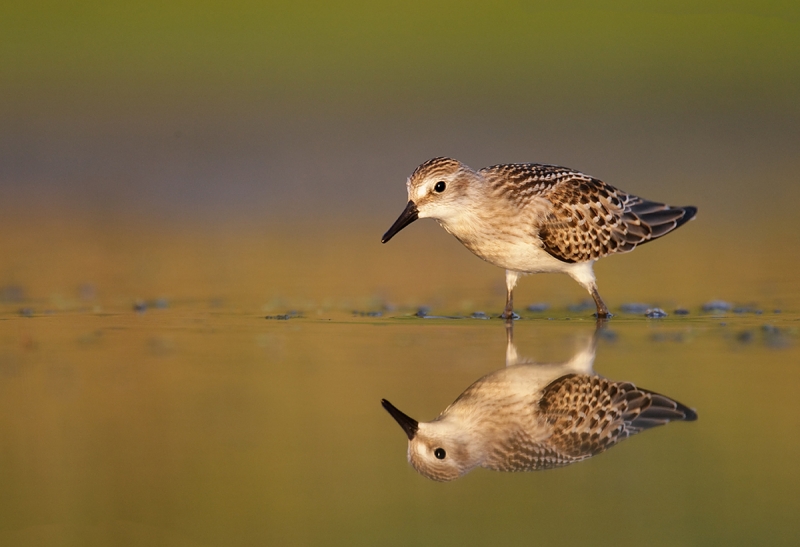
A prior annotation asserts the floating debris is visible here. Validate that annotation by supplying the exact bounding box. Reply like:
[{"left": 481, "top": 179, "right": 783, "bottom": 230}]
[
  {"left": 526, "top": 303, "right": 550, "bottom": 312},
  {"left": 735, "top": 330, "right": 754, "bottom": 343},
  {"left": 133, "top": 300, "right": 147, "bottom": 313},
  {"left": 733, "top": 306, "right": 763, "bottom": 314},
  {"left": 645, "top": 308, "right": 668, "bottom": 319},
  {"left": 265, "top": 311, "right": 302, "bottom": 320},
  {"left": 415, "top": 306, "right": 430, "bottom": 318},
  {"left": 619, "top": 302, "right": 651, "bottom": 314},
  {"left": 761, "top": 325, "right": 792, "bottom": 349},
  {"left": 673, "top": 308, "right": 690, "bottom": 316},
  {"left": 567, "top": 300, "right": 594, "bottom": 312},
  {"left": 597, "top": 329, "right": 618, "bottom": 342},
  {"left": 471, "top": 311, "right": 490, "bottom": 319},
  {"left": 352, "top": 310, "right": 383, "bottom": 317},
  {"left": 702, "top": 300, "right": 733, "bottom": 313},
  {"left": 761, "top": 324, "right": 780, "bottom": 335}
]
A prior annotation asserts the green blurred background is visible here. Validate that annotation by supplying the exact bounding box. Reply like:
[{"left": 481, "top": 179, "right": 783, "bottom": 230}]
[{"left": 2, "top": 0, "right": 798, "bottom": 223}]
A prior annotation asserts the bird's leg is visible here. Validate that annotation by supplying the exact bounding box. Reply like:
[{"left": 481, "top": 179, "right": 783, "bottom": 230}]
[
  {"left": 503, "top": 291, "right": 514, "bottom": 320},
  {"left": 501, "top": 270, "right": 520, "bottom": 320},
  {"left": 566, "top": 263, "right": 612, "bottom": 319},
  {"left": 590, "top": 286, "right": 611, "bottom": 319},
  {"left": 504, "top": 319, "right": 518, "bottom": 367}
]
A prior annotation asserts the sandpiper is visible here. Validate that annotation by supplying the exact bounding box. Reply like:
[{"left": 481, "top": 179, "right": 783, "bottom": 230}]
[
  {"left": 382, "top": 366, "right": 697, "bottom": 482},
  {"left": 382, "top": 157, "right": 697, "bottom": 318}
]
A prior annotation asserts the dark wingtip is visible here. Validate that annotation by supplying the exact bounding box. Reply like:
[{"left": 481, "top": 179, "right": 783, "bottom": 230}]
[
  {"left": 657, "top": 395, "right": 698, "bottom": 422},
  {"left": 680, "top": 405, "right": 699, "bottom": 422},
  {"left": 676, "top": 206, "right": 698, "bottom": 228}
]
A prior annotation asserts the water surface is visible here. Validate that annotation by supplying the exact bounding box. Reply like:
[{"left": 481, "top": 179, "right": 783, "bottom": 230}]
[{"left": 1, "top": 299, "right": 798, "bottom": 545}]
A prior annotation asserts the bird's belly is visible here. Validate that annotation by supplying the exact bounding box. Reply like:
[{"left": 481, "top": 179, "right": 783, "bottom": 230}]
[
  {"left": 438, "top": 218, "right": 570, "bottom": 274},
  {"left": 464, "top": 238, "right": 568, "bottom": 274}
]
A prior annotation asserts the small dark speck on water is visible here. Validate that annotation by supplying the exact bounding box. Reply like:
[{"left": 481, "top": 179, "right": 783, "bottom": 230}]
[
  {"left": 674, "top": 308, "right": 690, "bottom": 315},
  {"left": 598, "top": 329, "right": 618, "bottom": 342},
  {"left": 645, "top": 308, "right": 668, "bottom": 319},
  {"left": 352, "top": 310, "right": 383, "bottom": 317},
  {"left": 526, "top": 303, "right": 549, "bottom": 312},
  {"left": 471, "top": 311, "right": 490, "bottom": 319},
  {"left": 415, "top": 307, "right": 430, "bottom": 318},
  {"left": 736, "top": 330, "right": 754, "bottom": 343},
  {"left": 703, "top": 300, "right": 733, "bottom": 312},
  {"left": 266, "top": 311, "right": 302, "bottom": 320},
  {"left": 133, "top": 301, "right": 147, "bottom": 313},
  {"left": 760, "top": 324, "right": 791, "bottom": 349},
  {"left": 568, "top": 300, "right": 594, "bottom": 312},
  {"left": 619, "top": 303, "right": 651, "bottom": 314},
  {"left": 733, "top": 306, "right": 762, "bottom": 314}
]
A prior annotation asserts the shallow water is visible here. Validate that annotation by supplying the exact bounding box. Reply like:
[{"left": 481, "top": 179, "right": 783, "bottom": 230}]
[
  {"left": 0, "top": 214, "right": 799, "bottom": 545},
  {"left": 1, "top": 299, "right": 798, "bottom": 546}
]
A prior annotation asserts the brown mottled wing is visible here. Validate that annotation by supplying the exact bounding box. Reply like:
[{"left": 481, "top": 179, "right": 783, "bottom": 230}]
[
  {"left": 533, "top": 374, "right": 697, "bottom": 467},
  {"left": 482, "top": 163, "right": 697, "bottom": 263}
]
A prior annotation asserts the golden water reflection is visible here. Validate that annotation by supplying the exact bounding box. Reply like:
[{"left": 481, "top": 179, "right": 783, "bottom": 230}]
[
  {"left": 0, "top": 214, "right": 799, "bottom": 545},
  {"left": 382, "top": 325, "right": 696, "bottom": 481}
]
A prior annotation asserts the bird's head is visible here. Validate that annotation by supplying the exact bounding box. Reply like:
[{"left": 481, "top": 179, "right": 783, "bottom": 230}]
[
  {"left": 381, "top": 157, "right": 481, "bottom": 243},
  {"left": 381, "top": 398, "right": 478, "bottom": 482}
]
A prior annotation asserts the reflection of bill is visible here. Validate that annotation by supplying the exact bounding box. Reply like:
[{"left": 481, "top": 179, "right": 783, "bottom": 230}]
[{"left": 382, "top": 326, "right": 697, "bottom": 482}]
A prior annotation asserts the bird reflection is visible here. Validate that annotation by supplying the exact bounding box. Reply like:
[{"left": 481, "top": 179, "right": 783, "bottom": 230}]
[{"left": 382, "top": 324, "right": 697, "bottom": 482}]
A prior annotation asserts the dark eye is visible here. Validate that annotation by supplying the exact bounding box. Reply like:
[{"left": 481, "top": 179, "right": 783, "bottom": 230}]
[
  {"left": 434, "top": 448, "right": 446, "bottom": 460},
  {"left": 434, "top": 181, "right": 446, "bottom": 193}
]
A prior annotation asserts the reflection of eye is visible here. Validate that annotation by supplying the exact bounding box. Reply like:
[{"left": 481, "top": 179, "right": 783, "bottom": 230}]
[
  {"left": 434, "top": 181, "right": 446, "bottom": 193},
  {"left": 434, "top": 448, "right": 446, "bottom": 459}
]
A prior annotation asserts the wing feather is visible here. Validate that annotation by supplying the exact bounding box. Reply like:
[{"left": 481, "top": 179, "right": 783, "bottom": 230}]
[{"left": 481, "top": 164, "right": 696, "bottom": 263}]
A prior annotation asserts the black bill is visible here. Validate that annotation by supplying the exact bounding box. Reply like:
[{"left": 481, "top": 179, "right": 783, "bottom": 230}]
[
  {"left": 381, "top": 399, "right": 419, "bottom": 440},
  {"left": 381, "top": 201, "right": 419, "bottom": 243}
]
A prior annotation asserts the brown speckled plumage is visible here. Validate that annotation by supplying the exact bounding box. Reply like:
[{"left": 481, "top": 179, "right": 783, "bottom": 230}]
[
  {"left": 480, "top": 163, "right": 693, "bottom": 264},
  {"left": 532, "top": 373, "right": 695, "bottom": 468},
  {"left": 383, "top": 363, "right": 697, "bottom": 481},
  {"left": 382, "top": 157, "right": 697, "bottom": 317}
]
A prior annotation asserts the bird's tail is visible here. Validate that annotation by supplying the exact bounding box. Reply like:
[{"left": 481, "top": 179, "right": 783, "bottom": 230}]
[{"left": 624, "top": 200, "right": 697, "bottom": 242}]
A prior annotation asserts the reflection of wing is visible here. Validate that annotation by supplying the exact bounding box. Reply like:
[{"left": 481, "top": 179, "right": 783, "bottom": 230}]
[
  {"left": 536, "top": 374, "right": 697, "bottom": 463},
  {"left": 483, "top": 163, "right": 696, "bottom": 263}
]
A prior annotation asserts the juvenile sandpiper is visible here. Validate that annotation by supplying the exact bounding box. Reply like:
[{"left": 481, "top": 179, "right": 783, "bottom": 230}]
[
  {"left": 382, "top": 157, "right": 697, "bottom": 318},
  {"left": 381, "top": 326, "right": 697, "bottom": 482}
]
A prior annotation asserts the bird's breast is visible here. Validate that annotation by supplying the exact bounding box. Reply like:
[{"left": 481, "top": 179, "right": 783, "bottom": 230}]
[{"left": 438, "top": 217, "right": 568, "bottom": 273}]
